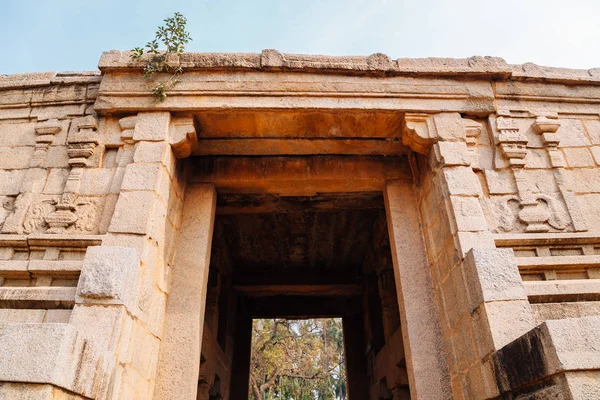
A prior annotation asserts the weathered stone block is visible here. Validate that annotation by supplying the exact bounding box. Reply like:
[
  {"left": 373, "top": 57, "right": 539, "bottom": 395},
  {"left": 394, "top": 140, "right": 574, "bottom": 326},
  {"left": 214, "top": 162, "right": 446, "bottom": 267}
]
[
  {"left": 433, "top": 113, "right": 466, "bottom": 141},
  {"left": 0, "top": 324, "right": 101, "bottom": 398},
  {"left": 42, "top": 168, "right": 69, "bottom": 195},
  {"left": 43, "top": 309, "right": 71, "bottom": 323},
  {"left": 133, "top": 141, "right": 168, "bottom": 164},
  {"left": 0, "top": 309, "right": 46, "bottom": 326},
  {"left": 442, "top": 166, "right": 482, "bottom": 197},
  {"left": 584, "top": 119, "right": 600, "bottom": 145},
  {"left": 78, "top": 168, "right": 114, "bottom": 195},
  {"left": 456, "top": 231, "right": 495, "bottom": 258},
  {"left": 0, "top": 122, "right": 36, "bottom": 147},
  {"left": 76, "top": 246, "right": 140, "bottom": 308},
  {"left": 121, "top": 163, "right": 170, "bottom": 199},
  {"left": 131, "top": 323, "right": 160, "bottom": 380},
  {"left": 462, "top": 248, "right": 528, "bottom": 310},
  {"left": 0, "top": 169, "right": 25, "bottom": 195},
  {"left": 483, "top": 169, "right": 517, "bottom": 195},
  {"left": 481, "top": 300, "right": 535, "bottom": 350},
  {"left": 107, "top": 191, "right": 159, "bottom": 234},
  {"left": 44, "top": 146, "right": 69, "bottom": 168},
  {"left": 492, "top": 316, "right": 600, "bottom": 396},
  {"left": 20, "top": 168, "right": 48, "bottom": 193},
  {"left": 556, "top": 119, "right": 591, "bottom": 147},
  {"left": 448, "top": 195, "right": 488, "bottom": 232},
  {"left": 133, "top": 112, "right": 170, "bottom": 142},
  {"left": 0, "top": 147, "right": 35, "bottom": 169},
  {"left": 563, "top": 147, "right": 595, "bottom": 168},
  {"left": 433, "top": 141, "right": 471, "bottom": 167}
]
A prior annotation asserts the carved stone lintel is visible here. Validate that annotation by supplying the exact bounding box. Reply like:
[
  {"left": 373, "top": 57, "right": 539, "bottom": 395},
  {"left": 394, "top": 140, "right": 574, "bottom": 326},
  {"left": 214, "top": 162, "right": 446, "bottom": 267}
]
[{"left": 170, "top": 116, "right": 198, "bottom": 158}]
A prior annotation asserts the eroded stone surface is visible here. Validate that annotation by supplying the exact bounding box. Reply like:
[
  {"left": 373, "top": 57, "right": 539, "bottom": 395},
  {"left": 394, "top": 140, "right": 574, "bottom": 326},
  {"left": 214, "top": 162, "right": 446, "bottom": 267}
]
[{"left": 1, "top": 52, "right": 600, "bottom": 400}]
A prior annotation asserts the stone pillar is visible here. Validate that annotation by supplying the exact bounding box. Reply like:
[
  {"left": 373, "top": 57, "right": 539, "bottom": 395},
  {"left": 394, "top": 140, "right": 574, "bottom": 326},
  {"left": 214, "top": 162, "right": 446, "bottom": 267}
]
[
  {"left": 229, "top": 313, "right": 253, "bottom": 400},
  {"left": 403, "top": 112, "right": 537, "bottom": 399},
  {"left": 384, "top": 180, "right": 452, "bottom": 399},
  {"left": 154, "top": 184, "right": 217, "bottom": 400},
  {"left": 342, "top": 313, "right": 369, "bottom": 399}
]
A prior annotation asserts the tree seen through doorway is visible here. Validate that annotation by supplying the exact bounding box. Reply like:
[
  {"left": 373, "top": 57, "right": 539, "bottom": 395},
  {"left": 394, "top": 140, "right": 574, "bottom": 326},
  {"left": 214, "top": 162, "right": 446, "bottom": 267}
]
[{"left": 249, "top": 318, "right": 347, "bottom": 400}]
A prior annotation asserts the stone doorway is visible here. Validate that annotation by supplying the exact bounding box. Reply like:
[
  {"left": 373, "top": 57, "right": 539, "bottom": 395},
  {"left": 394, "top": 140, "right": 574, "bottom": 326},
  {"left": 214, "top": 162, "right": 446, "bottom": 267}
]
[{"left": 198, "top": 193, "right": 410, "bottom": 399}]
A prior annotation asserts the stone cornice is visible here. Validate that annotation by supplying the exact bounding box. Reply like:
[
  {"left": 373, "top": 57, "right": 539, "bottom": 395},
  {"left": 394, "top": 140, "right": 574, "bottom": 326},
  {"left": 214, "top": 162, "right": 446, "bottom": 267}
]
[
  {"left": 98, "top": 49, "right": 513, "bottom": 79},
  {"left": 0, "top": 71, "right": 101, "bottom": 90},
  {"left": 97, "top": 49, "right": 600, "bottom": 84},
  {"left": 2, "top": 51, "right": 600, "bottom": 93}
]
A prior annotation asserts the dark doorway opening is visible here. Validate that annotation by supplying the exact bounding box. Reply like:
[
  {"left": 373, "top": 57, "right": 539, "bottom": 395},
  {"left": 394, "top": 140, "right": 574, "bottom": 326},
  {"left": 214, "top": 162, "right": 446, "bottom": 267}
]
[{"left": 199, "top": 193, "right": 411, "bottom": 400}]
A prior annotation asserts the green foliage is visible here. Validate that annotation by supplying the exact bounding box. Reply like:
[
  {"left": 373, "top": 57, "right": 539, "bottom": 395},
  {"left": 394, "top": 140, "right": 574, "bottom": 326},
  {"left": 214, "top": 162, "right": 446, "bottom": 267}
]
[
  {"left": 130, "top": 12, "right": 191, "bottom": 101},
  {"left": 250, "top": 318, "right": 347, "bottom": 400}
]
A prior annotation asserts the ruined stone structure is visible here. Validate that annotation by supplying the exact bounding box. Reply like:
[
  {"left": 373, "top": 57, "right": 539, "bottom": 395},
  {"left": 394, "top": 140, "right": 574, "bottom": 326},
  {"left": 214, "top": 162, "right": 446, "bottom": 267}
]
[{"left": 0, "top": 50, "right": 600, "bottom": 399}]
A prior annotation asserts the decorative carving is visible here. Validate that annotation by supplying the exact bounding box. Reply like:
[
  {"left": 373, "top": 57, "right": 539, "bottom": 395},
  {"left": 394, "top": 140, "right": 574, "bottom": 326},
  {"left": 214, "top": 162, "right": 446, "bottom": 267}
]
[
  {"left": 463, "top": 118, "right": 482, "bottom": 169},
  {"left": 67, "top": 143, "right": 97, "bottom": 167},
  {"left": 532, "top": 116, "right": 587, "bottom": 231},
  {"left": 23, "top": 199, "right": 56, "bottom": 234},
  {"left": 67, "top": 116, "right": 99, "bottom": 168},
  {"left": 402, "top": 113, "right": 437, "bottom": 155},
  {"left": 170, "top": 116, "right": 198, "bottom": 158},
  {"left": 489, "top": 116, "right": 574, "bottom": 233},
  {"left": 24, "top": 115, "right": 103, "bottom": 234},
  {"left": 0, "top": 197, "right": 15, "bottom": 229},
  {"left": 118, "top": 115, "right": 137, "bottom": 144},
  {"left": 496, "top": 117, "right": 528, "bottom": 167},
  {"left": 22, "top": 196, "right": 102, "bottom": 234},
  {"left": 518, "top": 195, "right": 568, "bottom": 233},
  {"left": 533, "top": 116, "right": 563, "bottom": 167},
  {"left": 73, "top": 198, "right": 101, "bottom": 232},
  {"left": 31, "top": 119, "right": 62, "bottom": 167}
]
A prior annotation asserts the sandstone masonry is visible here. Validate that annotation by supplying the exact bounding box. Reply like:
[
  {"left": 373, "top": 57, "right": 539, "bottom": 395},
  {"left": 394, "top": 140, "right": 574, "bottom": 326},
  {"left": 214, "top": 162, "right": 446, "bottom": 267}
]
[{"left": 0, "top": 50, "right": 599, "bottom": 399}]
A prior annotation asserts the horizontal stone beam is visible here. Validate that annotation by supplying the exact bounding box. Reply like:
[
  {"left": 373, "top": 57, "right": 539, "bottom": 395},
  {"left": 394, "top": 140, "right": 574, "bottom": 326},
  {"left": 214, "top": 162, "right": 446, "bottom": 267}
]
[
  {"left": 194, "top": 139, "right": 408, "bottom": 156},
  {"left": 190, "top": 156, "right": 411, "bottom": 195},
  {"left": 234, "top": 284, "right": 363, "bottom": 297}
]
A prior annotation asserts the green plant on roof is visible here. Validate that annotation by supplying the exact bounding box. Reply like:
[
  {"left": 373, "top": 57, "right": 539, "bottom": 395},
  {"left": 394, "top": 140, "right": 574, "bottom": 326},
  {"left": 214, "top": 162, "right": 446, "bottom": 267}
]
[{"left": 130, "top": 12, "right": 192, "bottom": 101}]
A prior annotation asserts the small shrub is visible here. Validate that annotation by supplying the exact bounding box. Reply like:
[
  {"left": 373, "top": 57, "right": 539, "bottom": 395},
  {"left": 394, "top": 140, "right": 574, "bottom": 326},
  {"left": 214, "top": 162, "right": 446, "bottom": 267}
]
[{"left": 130, "top": 12, "right": 192, "bottom": 101}]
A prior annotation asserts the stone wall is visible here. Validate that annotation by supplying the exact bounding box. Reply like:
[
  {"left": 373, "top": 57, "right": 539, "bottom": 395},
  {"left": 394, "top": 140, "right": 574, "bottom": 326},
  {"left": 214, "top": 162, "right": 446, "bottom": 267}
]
[
  {"left": 1, "top": 51, "right": 600, "bottom": 399},
  {"left": 0, "top": 74, "right": 189, "bottom": 398}
]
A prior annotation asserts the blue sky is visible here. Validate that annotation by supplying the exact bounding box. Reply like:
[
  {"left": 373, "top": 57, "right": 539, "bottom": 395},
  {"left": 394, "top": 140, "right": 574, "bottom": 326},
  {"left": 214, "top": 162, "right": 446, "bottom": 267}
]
[{"left": 1, "top": 0, "right": 599, "bottom": 74}]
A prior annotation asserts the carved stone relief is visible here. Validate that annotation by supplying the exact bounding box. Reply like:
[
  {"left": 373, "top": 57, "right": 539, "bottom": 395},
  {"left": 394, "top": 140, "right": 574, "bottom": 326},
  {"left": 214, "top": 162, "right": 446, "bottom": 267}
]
[
  {"left": 22, "top": 195, "right": 103, "bottom": 234},
  {"left": 0, "top": 197, "right": 15, "bottom": 230},
  {"left": 483, "top": 115, "right": 587, "bottom": 233}
]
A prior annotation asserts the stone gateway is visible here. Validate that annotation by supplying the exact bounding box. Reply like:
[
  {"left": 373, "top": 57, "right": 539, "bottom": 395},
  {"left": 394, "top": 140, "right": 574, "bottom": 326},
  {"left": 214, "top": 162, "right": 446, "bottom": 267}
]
[{"left": 0, "top": 50, "right": 599, "bottom": 399}]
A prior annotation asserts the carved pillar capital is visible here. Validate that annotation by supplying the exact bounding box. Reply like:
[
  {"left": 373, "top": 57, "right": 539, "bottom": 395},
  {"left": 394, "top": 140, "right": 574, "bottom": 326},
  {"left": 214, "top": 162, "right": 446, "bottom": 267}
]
[
  {"left": 533, "top": 116, "right": 563, "bottom": 167},
  {"left": 401, "top": 113, "right": 437, "bottom": 154},
  {"left": 402, "top": 112, "right": 472, "bottom": 156},
  {"left": 169, "top": 115, "right": 198, "bottom": 158},
  {"left": 31, "top": 118, "right": 62, "bottom": 167},
  {"left": 496, "top": 116, "right": 528, "bottom": 168},
  {"left": 118, "top": 115, "right": 137, "bottom": 144}
]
